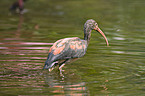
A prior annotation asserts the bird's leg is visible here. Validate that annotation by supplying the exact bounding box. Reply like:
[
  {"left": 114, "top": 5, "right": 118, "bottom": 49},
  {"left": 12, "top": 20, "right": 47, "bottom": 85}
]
[
  {"left": 59, "top": 63, "right": 65, "bottom": 77},
  {"left": 59, "top": 59, "right": 69, "bottom": 71},
  {"left": 59, "top": 63, "right": 65, "bottom": 71},
  {"left": 49, "top": 61, "right": 58, "bottom": 72},
  {"left": 58, "top": 59, "right": 69, "bottom": 77},
  {"left": 49, "top": 67, "right": 54, "bottom": 72}
]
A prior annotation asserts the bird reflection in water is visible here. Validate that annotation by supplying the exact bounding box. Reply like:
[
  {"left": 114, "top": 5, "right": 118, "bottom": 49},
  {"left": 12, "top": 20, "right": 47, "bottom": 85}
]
[
  {"left": 16, "top": 14, "right": 23, "bottom": 38},
  {"left": 43, "top": 70, "right": 89, "bottom": 95}
]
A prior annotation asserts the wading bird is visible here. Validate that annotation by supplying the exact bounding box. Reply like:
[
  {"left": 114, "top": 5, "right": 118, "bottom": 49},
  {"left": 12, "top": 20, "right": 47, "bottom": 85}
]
[
  {"left": 43, "top": 19, "right": 109, "bottom": 73},
  {"left": 9, "top": 0, "right": 27, "bottom": 14}
]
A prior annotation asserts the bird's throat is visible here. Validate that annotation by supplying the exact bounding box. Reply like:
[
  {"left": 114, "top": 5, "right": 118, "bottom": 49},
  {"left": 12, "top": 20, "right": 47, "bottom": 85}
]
[{"left": 84, "top": 29, "right": 92, "bottom": 45}]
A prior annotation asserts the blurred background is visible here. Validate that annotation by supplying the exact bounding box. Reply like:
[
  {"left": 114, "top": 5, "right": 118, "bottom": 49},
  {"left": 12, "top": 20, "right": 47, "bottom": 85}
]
[{"left": 0, "top": 0, "right": 145, "bottom": 95}]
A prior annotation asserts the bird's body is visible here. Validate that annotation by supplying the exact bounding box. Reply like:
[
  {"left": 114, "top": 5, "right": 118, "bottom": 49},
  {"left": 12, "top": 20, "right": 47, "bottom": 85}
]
[
  {"left": 48, "top": 37, "right": 87, "bottom": 60},
  {"left": 9, "top": 0, "right": 27, "bottom": 14},
  {"left": 43, "top": 19, "right": 109, "bottom": 72},
  {"left": 44, "top": 37, "right": 87, "bottom": 71}
]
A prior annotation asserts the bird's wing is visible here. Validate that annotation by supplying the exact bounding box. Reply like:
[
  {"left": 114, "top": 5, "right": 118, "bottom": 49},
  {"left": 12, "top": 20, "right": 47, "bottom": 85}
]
[
  {"left": 67, "top": 38, "right": 87, "bottom": 58},
  {"left": 48, "top": 37, "right": 87, "bottom": 61}
]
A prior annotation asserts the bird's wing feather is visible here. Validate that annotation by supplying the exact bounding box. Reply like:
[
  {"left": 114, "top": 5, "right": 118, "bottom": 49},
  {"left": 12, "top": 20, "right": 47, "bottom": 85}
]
[{"left": 48, "top": 37, "right": 87, "bottom": 61}]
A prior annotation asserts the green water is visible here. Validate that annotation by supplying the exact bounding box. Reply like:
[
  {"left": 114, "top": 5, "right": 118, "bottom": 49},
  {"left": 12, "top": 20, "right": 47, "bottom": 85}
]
[{"left": 0, "top": 0, "right": 145, "bottom": 95}]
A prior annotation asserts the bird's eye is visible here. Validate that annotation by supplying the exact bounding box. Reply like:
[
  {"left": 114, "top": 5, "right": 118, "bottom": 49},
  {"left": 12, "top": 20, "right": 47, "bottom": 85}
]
[{"left": 95, "top": 23, "right": 98, "bottom": 26}]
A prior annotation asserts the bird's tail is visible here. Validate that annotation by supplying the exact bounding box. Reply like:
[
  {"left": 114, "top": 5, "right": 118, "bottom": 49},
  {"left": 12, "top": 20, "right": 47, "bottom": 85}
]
[
  {"left": 43, "top": 53, "right": 58, "bottom": 70},
  {"left": 43, "top": 60, "right": 58, "bottom": 71},
  {"left": 43, "top": 61, "right": 49, "bottom": 70}
]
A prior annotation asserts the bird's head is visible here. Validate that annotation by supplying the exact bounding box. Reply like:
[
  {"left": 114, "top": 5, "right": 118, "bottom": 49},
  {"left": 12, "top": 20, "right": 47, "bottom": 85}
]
[
  {"left": 84, "top": 19, "right": 98, "bottom": 30},
  {"left": 84, "top": 19, "right": 109, "bottom": 46}
]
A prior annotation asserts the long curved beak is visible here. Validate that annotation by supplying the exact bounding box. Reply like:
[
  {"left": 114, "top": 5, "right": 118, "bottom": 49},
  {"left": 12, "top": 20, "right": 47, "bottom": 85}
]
[{"left": 94, "top": 27, "right": 109, "bottom": 46}]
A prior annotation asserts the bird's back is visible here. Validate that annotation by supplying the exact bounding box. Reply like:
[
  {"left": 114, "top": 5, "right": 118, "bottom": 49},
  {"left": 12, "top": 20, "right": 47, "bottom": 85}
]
[{"left": 46, "top": 37, "right": 87, "bottom": 64}]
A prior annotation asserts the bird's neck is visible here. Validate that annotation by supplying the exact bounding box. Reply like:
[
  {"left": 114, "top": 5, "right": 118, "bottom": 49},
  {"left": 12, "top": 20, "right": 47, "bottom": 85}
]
[
  {"left": 18, "top": 0, "right": 24, "bottom": 8},
  {"left": 84, "top": 27, "right": 92, "bottom": 46}
]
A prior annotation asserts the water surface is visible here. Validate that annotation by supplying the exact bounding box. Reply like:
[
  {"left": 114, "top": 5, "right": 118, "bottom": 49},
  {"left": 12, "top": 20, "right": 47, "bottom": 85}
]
[{"left": 0, "top": 0, "right": 145, "bottom": 95}]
